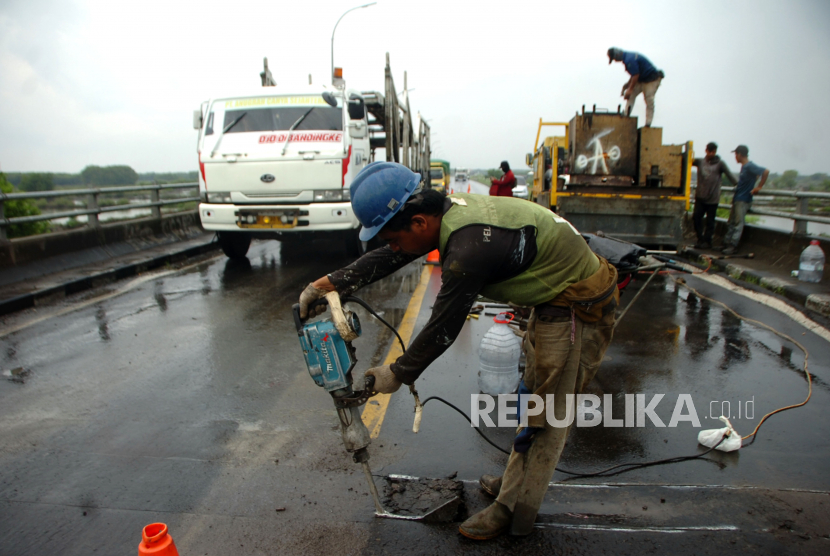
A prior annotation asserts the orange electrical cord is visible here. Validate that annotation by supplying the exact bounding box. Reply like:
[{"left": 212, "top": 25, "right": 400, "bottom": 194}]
[
  {"left": 694, "top": 255, "right": 713, "bottom": 274},
  {"left": 672, "top": 276, "right": 812, "bottom": 445}
]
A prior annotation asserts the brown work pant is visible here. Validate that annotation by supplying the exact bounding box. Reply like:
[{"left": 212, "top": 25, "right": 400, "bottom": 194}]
[{"left": 495, "top": 308, "right": 615, "bottom": 533}]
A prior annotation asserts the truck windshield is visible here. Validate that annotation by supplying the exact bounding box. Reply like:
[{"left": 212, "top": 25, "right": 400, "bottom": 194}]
[
  {"left": 430, "top": 169, "right": 443, "bottom": 180},
  {"left": 219, "top": 107, "right": 342, "bottom": 134},
  {"left": 205, "top": 96, "right": 344, "bottom": 135}
]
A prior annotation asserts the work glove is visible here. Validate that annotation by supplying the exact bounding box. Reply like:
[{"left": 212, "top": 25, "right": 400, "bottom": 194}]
[
  {"left": 365, "top": 364, "right": 402, "bottom": 394},
  {"left": 513, "top": 426, "right": 541, "bottom": 453},
  {"left": 299, "top": 282, "right": 328, "bottom": 319}
]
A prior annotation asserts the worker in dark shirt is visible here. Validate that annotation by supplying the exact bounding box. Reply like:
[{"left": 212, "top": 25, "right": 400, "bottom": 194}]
[
  {"left": 608, "top": 47, "right": 664, "bottom": 127},
  {"left": 489, "top": 161, "right": 516, "bottom": 197},
  {"left": 692, "top": 142, "right": 737, "bottom": 249},
  {"left": 298, "top": 162, "right": 618, "bottom": 540},
  {"left": 722, "top": 145, "right": 769, "bottom": 255}
]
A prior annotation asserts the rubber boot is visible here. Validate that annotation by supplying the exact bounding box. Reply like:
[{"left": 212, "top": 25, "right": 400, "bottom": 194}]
[
  {"left": 510, "top": 501, "right": 538, "bottom": 536},
  {"left": 458, "top": 502, "right": 512, "bottom": 540},
  {"left": 479, "top": 474, "right": 502, "bottom": 497}
]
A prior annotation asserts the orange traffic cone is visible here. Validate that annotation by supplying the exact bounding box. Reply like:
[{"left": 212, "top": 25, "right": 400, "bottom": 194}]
[
  {"left": 138, "top": 523, "right": 178, "bottom": 556},
  {"left": 467, "top": 184, "right": 470, "bottom": 193},
  {"left": 426, "top": 249, "right": 440, "bottom": 264}
]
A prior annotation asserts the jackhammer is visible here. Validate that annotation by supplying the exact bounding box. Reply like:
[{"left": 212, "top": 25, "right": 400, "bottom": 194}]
[{"left": 292, "top": 292, "right": 386, "bottom": 514}]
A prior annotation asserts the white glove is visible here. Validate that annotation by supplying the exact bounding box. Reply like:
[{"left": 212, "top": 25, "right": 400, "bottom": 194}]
[
  {"left": 365, "top": 365, "right": 402, "bottom": 394},
  {"left": 299, "top": 283, "right": 328, "bottom": 319}
]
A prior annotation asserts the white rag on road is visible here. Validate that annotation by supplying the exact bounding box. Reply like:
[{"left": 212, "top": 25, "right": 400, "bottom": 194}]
[{"left": 698, "top": 416, "right": 742, "bottom": 452}]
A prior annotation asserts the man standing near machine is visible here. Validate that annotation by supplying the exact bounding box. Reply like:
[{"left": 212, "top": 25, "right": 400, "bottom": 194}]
[
  {"left": 608, "top": 47, "right": 664, "bottom": 127},
  {"left": 489, "top": 161, "right": 516, "bottom": 196},
  {"left": 298, "top": 161, "right": 618, "bottom": 539},
  {"left": 692, "top": 142, "right": 737, "bottom": 249},
  {"left": 722, "top": 145, "right": 769, "bottom": 255}
]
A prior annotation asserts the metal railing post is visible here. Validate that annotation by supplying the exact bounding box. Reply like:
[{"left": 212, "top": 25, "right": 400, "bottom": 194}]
[
  {"left": 87, "top": 190, "right": 101, "bottom": 228},
  {"left": 150, "top": 185, "right": 161, "bottom": 220},
  {"left": 794, "top": 187, "right": 808, "bottom": 234},
  {"left": 0, "top": 197, "right": 7, "bottom": 241}
]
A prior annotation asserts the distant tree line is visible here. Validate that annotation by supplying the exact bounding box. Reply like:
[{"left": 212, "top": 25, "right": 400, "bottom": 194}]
[
  {"left": 719, "top": 170, "right": 830, "bottom": 191},
  {"left": 4, "top": 167, "right": 199, "bottom": 191},
  {"left": 135, "top": 171, "right": 199, "bottom": 185},
  {"left": 767, "top": 170, "right": 830, "bottom": 192},
  {"left": 80, "top": 165, "right": 138, "bottom": 186}
]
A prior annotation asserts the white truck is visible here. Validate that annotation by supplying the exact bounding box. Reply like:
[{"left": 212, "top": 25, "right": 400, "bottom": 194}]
[{"left": 194, "top": 86, "right": 371, "bottom": 258}]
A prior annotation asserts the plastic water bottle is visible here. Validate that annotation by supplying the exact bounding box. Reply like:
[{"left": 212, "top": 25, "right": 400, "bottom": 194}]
[
  {"left": 478, "top": 313, "right": 522, "bottom": 395},
  {"left": 798, "top": 240, "right": 825, "bottom": 283}
]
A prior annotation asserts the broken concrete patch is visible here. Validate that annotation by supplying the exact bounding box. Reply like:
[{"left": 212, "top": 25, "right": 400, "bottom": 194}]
[{"left": 382, "top": 476, "right": 465, "bottom": 522}]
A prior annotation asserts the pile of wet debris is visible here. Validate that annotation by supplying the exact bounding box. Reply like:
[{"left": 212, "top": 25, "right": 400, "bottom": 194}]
[{"left": 382, "top": 476, "right": 466, "bottom": 522}]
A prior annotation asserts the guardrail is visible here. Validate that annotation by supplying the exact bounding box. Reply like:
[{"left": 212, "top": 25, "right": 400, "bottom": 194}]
[
  {"left": 691, "top": 185, "right": 830, "bottom": 233},
  {"left": 0, "top": 182, "right": 199, "bottom": 240}
]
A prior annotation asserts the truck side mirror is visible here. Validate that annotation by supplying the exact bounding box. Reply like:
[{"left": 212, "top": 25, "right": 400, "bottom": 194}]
[
  {"left": 322, "top": 92, "right": 337, "bottom": 107},
  {"left": 525, "top": 153, "right": 533, "bottom": 167},
  {"left": 348, "top": 95, "right": 365, "bottom": 120},
  {"left": 193, "top": 110, "right": 203, "bottom": 130}
]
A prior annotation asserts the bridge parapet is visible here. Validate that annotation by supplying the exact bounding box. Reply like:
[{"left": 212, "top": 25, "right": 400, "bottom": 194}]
[{"left": 0, "top": 182, "right": 199, "bottom": 241}]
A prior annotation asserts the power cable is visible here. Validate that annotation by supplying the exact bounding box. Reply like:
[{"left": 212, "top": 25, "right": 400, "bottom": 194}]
[
  {"left": 670, "top": 276, "right": 812, "bottom": 445},
  {"left": 345, "top": 262, "right": 812, "bottom": 477},
  {"left": 418, "top": 395, "right": 728, "bottom": 478}
]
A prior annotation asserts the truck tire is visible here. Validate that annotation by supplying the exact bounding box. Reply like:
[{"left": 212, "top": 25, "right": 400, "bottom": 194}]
[
  {"left": 345, "top": 226, "right": 379, "bottom": 258},
  {"left": 218, "top": 232, "right": 251, "bottom": 259},
  {"left": 344, "top": 227, "right": 362, "bottom": 258}
]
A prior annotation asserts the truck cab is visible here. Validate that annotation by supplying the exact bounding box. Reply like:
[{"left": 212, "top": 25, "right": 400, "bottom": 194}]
[
  {"left": 194, "top": 86, "right": 371, "bottom": 258},
  {"left": 429, "top": 166, "right": 446, "bottom": 192}
]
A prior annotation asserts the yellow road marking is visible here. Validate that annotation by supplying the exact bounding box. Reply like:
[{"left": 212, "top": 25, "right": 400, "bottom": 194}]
[{"left": 361, "top": 265, "right": 433, "bottom": 438}]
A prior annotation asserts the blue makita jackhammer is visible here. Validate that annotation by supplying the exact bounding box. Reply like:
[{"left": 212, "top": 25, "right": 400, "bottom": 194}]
[{"left": 292, "top": 292, "right": 386, "bottom": 514}]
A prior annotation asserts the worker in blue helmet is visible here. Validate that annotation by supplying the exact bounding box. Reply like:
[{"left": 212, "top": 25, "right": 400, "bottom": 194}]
[{"left": 298, "top": 161, "right": 619, "bottom": 540}]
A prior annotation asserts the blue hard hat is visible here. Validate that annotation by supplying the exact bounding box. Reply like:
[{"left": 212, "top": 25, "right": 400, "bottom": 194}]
[{"left": 350, "top": 162, "right": 422, "bottom": 241}]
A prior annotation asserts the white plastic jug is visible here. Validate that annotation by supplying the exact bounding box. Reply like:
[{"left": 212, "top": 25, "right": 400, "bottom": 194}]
[
  {"left": 478, "top": 313, "right": 522, "bottom": 395},
  {"left": 799, "top": 240, "right": 825, "bottom": 283}
]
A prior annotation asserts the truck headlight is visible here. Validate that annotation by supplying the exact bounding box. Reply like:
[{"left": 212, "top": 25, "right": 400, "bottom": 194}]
[
  {"left": 313, "top": 189, "right": 350, "bottom": 202},
  {"left": 206, "top": 192, "right": 232, "bottom": 203}
]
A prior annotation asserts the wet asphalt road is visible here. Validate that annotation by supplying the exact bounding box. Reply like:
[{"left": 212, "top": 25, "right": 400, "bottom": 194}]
[{"left": 1, "top": 180, "right": 829, "bottom": 554}]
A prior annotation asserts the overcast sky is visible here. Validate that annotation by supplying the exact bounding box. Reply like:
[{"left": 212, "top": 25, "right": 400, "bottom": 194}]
[{"left": 2, "top": 0, "right": 829, "bottom": 176}]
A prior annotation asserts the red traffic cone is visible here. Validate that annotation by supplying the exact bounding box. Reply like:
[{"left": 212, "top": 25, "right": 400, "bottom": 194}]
[
  {"left": 426, "top": 249, "right": 439, "bottom": 263},
  {"left": 138, "top": 523, "right": 178, "bottom": 556}
]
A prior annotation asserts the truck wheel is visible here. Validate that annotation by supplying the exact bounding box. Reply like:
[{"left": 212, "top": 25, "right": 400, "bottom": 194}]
[
  {"left": 345, "top": 228, "right": 362, "bottom": 257},
  {"left": 217, "top": 232, "right": 251, "bottom": 259},
  {"left": 345, "top": 227, "right": 380, "bottom": 257}
]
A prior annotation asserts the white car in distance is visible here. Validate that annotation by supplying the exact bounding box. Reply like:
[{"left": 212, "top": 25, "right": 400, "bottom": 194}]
[{"left": 512, "top": 174, "right": 529, "bottom": 199}]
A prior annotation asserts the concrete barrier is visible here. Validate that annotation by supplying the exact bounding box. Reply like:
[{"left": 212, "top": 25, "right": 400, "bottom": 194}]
[
  {"left": 682, "top": 213, "right": 829, "bottom": 271},
  {"left": 682, "top": 213, "right": 829, "bottom": 316},
  {"left": 0, "top": 211, "right": 204, "bottom": 268}
]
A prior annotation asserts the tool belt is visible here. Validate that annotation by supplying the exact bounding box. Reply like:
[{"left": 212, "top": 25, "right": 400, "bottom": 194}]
[{"left": 543, "top": 256, "right": 619, "bottom": 323}]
